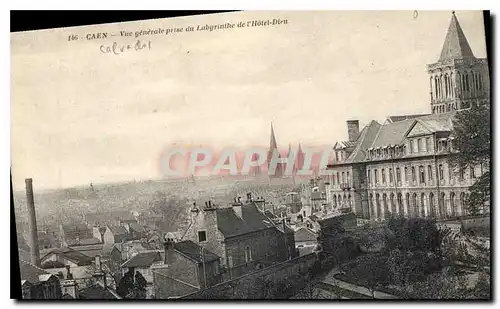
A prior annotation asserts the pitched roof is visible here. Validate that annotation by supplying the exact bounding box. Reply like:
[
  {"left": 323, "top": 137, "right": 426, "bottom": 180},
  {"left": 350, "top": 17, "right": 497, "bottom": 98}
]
[
  {"left": 19, "top": 260, "right": 51, "bottom": 283},
  {"left": 78, "top": 285, "right": 120, "bottom": 299},
  {"left": 108, "top": 226, "right": 128, "bottom": 236},
  {"left": 387, "top": 114, "right": 430, "bottom": 123},
  {"left": 439, "top": 12, "right": 475, "bottom": 62},
  {"left": 344, "top": 120, "right": 382, "bottom": 163},
  {"left": 174, "top": 240, "right": 220, "bottom": 263},
  {"left": 121, "top": 251, "right": 162, "bottom": 268},
  {"left": 370, "top": 119, "right": 415, "bottom": 148},
  {"left": 294, "top": 228, "right": 318, "bottom": 242},
  {"left": 216, "top": 203, "right": 271, "bottom": 238},
  {"left": 41, "top": 248, "right": 93, "bottom": 266}
]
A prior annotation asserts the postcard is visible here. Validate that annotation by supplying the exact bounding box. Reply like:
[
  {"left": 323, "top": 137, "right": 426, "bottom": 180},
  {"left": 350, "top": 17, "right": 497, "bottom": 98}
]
[{"left": 11, "top": 10, "right": 491, "bottom": 300}]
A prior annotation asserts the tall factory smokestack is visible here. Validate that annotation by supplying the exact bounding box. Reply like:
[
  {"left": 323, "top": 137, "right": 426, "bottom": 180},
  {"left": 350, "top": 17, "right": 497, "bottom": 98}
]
[{"left": 25, "top": 178, "right": 40, "bottom": 267}]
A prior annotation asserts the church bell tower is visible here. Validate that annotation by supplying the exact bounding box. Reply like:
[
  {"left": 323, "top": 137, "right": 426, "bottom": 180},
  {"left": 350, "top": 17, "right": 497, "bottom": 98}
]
[{"left": 427, "top": 12, "right": 490, "bottom": 114}]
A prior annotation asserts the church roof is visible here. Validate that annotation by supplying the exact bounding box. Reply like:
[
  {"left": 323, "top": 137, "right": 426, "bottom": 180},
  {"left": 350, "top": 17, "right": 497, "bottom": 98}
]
[{"left": 438, "top": 12, "right": 475, "bottom": 62}]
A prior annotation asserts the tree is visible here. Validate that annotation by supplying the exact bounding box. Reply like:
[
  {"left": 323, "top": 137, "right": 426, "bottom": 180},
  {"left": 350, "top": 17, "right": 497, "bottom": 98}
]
[
  {"left": 340, "top": 254, "right": 389, "bottom": 298},
  {"left": 116, "top": 269, "right": 147, "bottom": 299},
  {"left": 452, "top": 104, "right": 491, "bottom": 215}
]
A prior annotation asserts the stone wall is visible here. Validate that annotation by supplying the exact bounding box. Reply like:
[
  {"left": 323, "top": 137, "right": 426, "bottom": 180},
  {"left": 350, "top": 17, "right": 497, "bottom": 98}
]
[{"left": 179, "top": 253, "right": 318, "bottom": 299}]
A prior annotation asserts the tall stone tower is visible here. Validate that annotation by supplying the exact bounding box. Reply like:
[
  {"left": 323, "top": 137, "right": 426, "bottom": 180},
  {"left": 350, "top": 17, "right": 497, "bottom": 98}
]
[{"left": 427, "top": 12, "right": 490, "bottom": 114}]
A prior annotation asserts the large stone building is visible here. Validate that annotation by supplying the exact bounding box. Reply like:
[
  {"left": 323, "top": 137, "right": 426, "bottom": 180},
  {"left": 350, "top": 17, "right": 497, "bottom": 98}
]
[
  {"left": 182, "top": 195, "right": 297, "bottom": 280},
  {"left": 325, "top": 12, "right": 490, "bottom": 221}
]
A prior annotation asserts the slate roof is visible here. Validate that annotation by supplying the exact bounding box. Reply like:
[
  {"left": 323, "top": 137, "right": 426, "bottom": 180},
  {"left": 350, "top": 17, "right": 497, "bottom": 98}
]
[
  {"left": 174, "top": 240, "right": 220, "bottom": 263},
  {"left": 438, "top": 12, "right": 475, "bottom": 62},
  {"left": 333, "top": 113, "right": 455, "bottom": 165},
  {"left": 387, "top": 114, "right": 430, "bottom": 123},
  {"left": 41, "top": 248, "right": 93, "bottom": 266},
  {"left": 121, "top": 251, "right": 162, "bottom": 268},
  {"left": 19, "top": 260, "right": 51, "bottom": 283},
  {"left": 78, "top": 285, "right": 120, "bottom": 299},
  {"left": 370, "top": 119, "right": 414, "bottom": 148},
  {"left": 215, "top": 203, "right": 271, "bottom": 238},
  {"left": 294, "top": 228, "right": 318, "bottom": 242}
]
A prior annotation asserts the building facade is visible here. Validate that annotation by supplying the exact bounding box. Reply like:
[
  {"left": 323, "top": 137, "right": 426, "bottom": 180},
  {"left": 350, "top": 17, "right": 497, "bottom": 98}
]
[{"left": 325, "top": 12, "right": 489, "bottom": 221}]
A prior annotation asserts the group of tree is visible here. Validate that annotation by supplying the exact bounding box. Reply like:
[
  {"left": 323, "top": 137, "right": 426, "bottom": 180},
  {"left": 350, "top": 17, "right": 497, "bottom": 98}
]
[
  {"left": 452, "top": 103, "right": 490, "bottom": 215},
  {"left": 116, "top": 268, "right": 148, "bottom": 299},
  {"left": 337, "top": 216, "right": 490, "bottom": 299}
]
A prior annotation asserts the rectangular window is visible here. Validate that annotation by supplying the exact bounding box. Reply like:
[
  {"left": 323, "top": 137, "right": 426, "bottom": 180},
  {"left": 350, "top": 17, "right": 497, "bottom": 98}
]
[
  {"left": 412, "top": 167, "right": 416, "bottom": 182},
  {"left": 347, "top": 172, "right": 350, "bottom": 184},
  {"left": 413, "top": 140, "right": 418, "bottom": 153},
  {"left": 389, "top": 168, "right": 394, "bottom": 183},
  {"left": 245, "top": 246, "right": 252, "bottom": 263},
  {"left": 428, "top": 165, "right": 433, "bottom": 181},
  {"left": 409, "top": 141, "right": 413, "bottom": 154},
  {"left": 367, "top": 170, "right": 371, "bottom": 184},
  {"left": 198, "top": 231, "right": 207, "bottom": 242},
  {"left": 459, "top": 167, "right": 465, "bottom": 180},
  {"left": 228, "top": 256, "right": 233, "bottom": 268},
  {"left": 374, "top": 169, "right": 379, "bottom": 184},
  {"left": 419, "top": 166, "right": 425, "bottom": 184},
  {"left": 426, "top": 137, "right": 432, "bottom": 152},
  {"left": 439, "top": 164, "right": 444, "bottom": 180},
  {"left": 382, "top": 169, "right": 386, "bottom": 184},
  {"left": 396, "top": 168, "right": 401, "bottom": 182},
  {"left": 420, "top": 138, "right": 426, "bottom": 152},
  {"left": 404, "top": 167, "right": 409, "bottom": 183}
]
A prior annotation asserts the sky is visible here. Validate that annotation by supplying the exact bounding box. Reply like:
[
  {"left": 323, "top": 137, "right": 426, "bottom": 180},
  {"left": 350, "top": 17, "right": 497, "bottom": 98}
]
[{"left": 11, "top": 11, "right": 488, "bottom": 190}]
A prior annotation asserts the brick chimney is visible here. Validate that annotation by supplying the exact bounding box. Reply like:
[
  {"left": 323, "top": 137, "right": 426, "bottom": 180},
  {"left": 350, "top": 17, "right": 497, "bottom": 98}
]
[
  {"left": 93, "top": 255, "right": 106, "bottom": 288},
  {"left": 25, "top": 178, "right": 40, "bottom": 267},
  {"left": 347, "top": 120, "right": 360, "bottom": 142},
  {"left": 163, "top": 233, "right": 176, "bottom": 265}
]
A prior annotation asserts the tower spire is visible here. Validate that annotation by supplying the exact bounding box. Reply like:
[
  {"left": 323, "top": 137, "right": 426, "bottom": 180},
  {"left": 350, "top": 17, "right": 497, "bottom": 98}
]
[
  {"left": 267, "top": 122, "right": 283, "bottom": 178},
  {"left": 439, "top": 11, "right": 475, "bottom": 62}
]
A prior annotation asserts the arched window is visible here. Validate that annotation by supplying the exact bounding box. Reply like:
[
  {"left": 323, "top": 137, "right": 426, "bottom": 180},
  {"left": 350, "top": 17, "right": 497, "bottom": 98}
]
[
  {"left": 419, "top": 165, "right": 425, "bottom": 184},
  {"left": 429, "top": 192, "right": 435, "bottom": 217},
  {"left": 411, "top": 193, "right": 417, "bottom": 217},
  {"left": 405, "top": 193, "right": 410, "bottom": 217},
  {"left": 397, "top": 193, "right": 403, "bottom": 216},
  {"left": 460, "top": 192, "right": 466, "bottom": 215},
  {"left": 383, "top": 193, "right": 388, "bottom": 219},
  {"left": 444, "top": 74, "right": 449, "bottom": 98},
  {"left": 439, "top": 192, "right": 446, "bottom": 218},
  {"left": 376, "top": 194, "right": 381, "bottom": 220},
  {"left": 420, "top": 193, "right": 426, "bottom": 217},
  {"left": 450, "top": 192, "right": 456, "bottom": 217},
  {"left": 369, "top": 193, "right": 374, "bottom": 218},
  {"left": 390, "top": 193, "right": 396, "bottom": 215}
]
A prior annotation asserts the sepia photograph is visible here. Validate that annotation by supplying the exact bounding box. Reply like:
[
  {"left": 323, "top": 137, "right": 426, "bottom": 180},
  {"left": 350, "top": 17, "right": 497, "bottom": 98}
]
[{"left": 10, "top": 10, "right": 491, "bottom": 300}]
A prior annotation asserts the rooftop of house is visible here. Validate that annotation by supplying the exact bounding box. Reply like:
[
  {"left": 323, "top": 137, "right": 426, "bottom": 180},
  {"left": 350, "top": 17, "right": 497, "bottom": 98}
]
[
  {"left": 61, "top": 223, "right": 92, "bottom": 235},
  {"left": 107, "top": 225, "right": 129, "bottom": 236},
  {"left": 294, "top": 227, "right": 318, "bottom": 243},
  {"left": 41, "top": 247, "right": 93, "bottom": 266},
  {"left": 19, "top": 260, "right": 53, "bottom": 284},
  {"left": 85, "top": 211, "right": 136, "bottom": 224},
  {"left": 173, "top": 240, "right": 220, "bottom": 264},
  {"left": 78, "top": 284, "right": 121, "bottom": 299},
  {"left": 121, "top": 251, "right": 163, "bottom": 268},
  {"left": 215, "top": 203, "right": 277, "bottom": 238}
]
